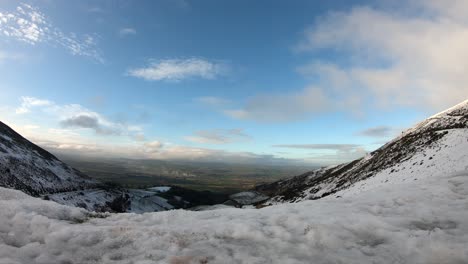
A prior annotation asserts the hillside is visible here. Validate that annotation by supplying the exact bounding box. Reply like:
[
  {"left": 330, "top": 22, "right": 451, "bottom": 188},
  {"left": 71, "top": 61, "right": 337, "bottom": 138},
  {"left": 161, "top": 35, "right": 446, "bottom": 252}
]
[
  {"left": 0, "top": 121, "right": 227, "bottom": 212},
  {"left": 0, "top": 121, "right": 97, "bottom": 196},
  {"left": 249, "top": 100, "right": 468, "bottom": 206}
]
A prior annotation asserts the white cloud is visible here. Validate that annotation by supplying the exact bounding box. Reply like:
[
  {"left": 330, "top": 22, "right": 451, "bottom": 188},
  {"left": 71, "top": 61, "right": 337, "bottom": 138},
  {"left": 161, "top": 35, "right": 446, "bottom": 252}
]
[
  {"left": 7, "top": 97, "right": 298, "bottom": 164},
  {"left": 185, "top": 128, "right": 251, "bottom": 144},
  {"left": 225, "top": 87, "right": 331, "bottom": 122},
  {"left": 14, "top": 96, "right": 142, "bottom": 138},
  {"left": 128, "top": 58, "right": 227, "bottom": 81},
  {"left": 0, "top": 50, "right": 26, "bottom": 63},
  {"left": 0, "top": 4, "right": 102, "bottom": 62},
  {"left": 119, "top": 27, "right": 136, "bottom": 37},
  {"left": 143, "top": 140, "right": 163, "bottom": 153},
  {"left": 296, "top": 0, "right": 468, "bottom": 111},
  {"left": 195, "top": 96, "right": 230, "bottom": 107},
  {"left": 15, "top": 96, "right": 52, "bottom": 114}
]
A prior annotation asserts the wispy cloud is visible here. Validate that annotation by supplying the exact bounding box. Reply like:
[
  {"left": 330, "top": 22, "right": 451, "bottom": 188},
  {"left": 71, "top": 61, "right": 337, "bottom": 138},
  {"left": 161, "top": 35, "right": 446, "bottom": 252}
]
[
  {"left": 87, "top": 7, "right": 104, "bottom": 13},
  {"left": 0, "top": 50, "right": 26, "bottom": 63},
  {"left": 195, "top": 96, "right": 231, "bottom": 107},
  {"left": 15, "top": 96, "right": 52, "bottom": 114},
  {"left": 225, "top": 87, "right": 331, "bottom": 122},
  {"left": 273, "top": 144, "right": 360, "bottom": 151},
  {"left": 119, "top": 27, "right": 136, "bottom": 37},
  {"left": 356, "top": 126, "right": 394, "bottom": 138},
  {"left": 185, "top": 128, "right": 251, "bottom": 144},
  {"left": 0, "top": 3, "right": 103, "bottom": 62},
  {"left": 128, "top": 58, "right": 227, "bottom": 81}
]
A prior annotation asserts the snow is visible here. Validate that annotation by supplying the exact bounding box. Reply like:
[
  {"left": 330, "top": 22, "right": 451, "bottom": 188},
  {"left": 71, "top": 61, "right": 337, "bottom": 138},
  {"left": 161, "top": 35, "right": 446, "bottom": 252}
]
[
  {"left": 48, "top": 189, "right": 122, "bottom": 212},
  {"left": 126, "top": 189, "right": 174, "bottom": 213},
  {"left": 48, "top": 188, "right": 175, "bottom": 213},
  {"left": 229, "top": 191, "right": 269, "bottom": 205},
  {"left": 1, "top": 167, "right": 468, "bottom": 263},
  {"left": 147, "top": 186, "right": 171, "bottom": 193},
  {"left": 329, "top": 128, "right": 468, "bottom": 199}
]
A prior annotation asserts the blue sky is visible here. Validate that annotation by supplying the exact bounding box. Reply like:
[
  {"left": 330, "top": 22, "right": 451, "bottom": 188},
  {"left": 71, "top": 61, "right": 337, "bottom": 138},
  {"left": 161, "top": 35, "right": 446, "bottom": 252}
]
[{"left": 1, "top": 0, "right": 467, "bottom": 165}]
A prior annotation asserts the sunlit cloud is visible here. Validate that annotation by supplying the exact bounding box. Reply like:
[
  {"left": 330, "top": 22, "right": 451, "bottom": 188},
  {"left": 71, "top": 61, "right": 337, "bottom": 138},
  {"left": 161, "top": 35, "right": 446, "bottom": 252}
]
[
  {"left": 128, "top": 58, "right": 227, "bottom": 81},
  {"left": 296, "top": 0, "right": 468, "bottom": 111},
  {"left": 15, "top": 96, "right": 52, "bottom": 114},
  {"left": 15, "top": 96, "right": 141, "bottom": 138}
]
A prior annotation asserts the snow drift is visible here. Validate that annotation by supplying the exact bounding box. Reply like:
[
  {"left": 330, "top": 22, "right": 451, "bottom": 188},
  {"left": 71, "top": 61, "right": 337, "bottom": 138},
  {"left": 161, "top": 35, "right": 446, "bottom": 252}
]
[{"left": 1, "top": 169, "right": 467, "bottom": 263}]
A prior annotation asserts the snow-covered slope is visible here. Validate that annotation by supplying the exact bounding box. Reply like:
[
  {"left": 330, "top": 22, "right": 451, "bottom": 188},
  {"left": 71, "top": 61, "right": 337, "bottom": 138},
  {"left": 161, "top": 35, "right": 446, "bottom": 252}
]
[
  {"left": 0, "top": 121, "right": 97, "bottom": 196},
  {"left": 1, "top": 168, "right": 467, "bottom": 263},
  {"left": 47, "top": 187, "right": 175, "bottom": 213},
  {"left": 254, "top": 99, "right": 468, "bottom": 205}
]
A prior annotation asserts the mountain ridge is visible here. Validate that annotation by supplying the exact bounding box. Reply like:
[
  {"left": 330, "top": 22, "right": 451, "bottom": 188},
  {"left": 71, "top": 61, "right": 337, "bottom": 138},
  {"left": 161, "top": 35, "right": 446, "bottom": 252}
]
[{"left": 242, "top": 99, "right": 468, "bottom": 206}]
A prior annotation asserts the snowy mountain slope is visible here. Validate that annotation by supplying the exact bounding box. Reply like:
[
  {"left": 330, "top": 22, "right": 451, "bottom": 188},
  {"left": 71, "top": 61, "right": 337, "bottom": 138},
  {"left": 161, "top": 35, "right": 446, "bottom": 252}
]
[
  {"left": 1, "top": 168, "right": 467, "bottom": 263},
  {"left": 0, "top": 121, "right": 196, "bottom": 213},
  {"left": 253, "top": 99, "right": 468, "bottom": 205},
  {"left": 47, "top": 187, "right": 175, "bottom": 213},
  {"left": 0, "top": 121, "right": 97, "bottom": 196}
]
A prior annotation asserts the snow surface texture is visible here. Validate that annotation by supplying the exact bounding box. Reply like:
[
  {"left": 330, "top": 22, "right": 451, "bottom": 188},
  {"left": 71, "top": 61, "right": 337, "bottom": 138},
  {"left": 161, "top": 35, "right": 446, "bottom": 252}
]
[{"left": 1, "top": 168, "right": 468, "bottom": 263}]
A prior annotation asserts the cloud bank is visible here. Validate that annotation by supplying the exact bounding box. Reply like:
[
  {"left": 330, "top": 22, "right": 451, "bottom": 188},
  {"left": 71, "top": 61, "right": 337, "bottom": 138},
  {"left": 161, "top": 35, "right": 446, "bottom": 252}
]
[{"left": 185, "top": 129, "right": 251, "bottom": 144}]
